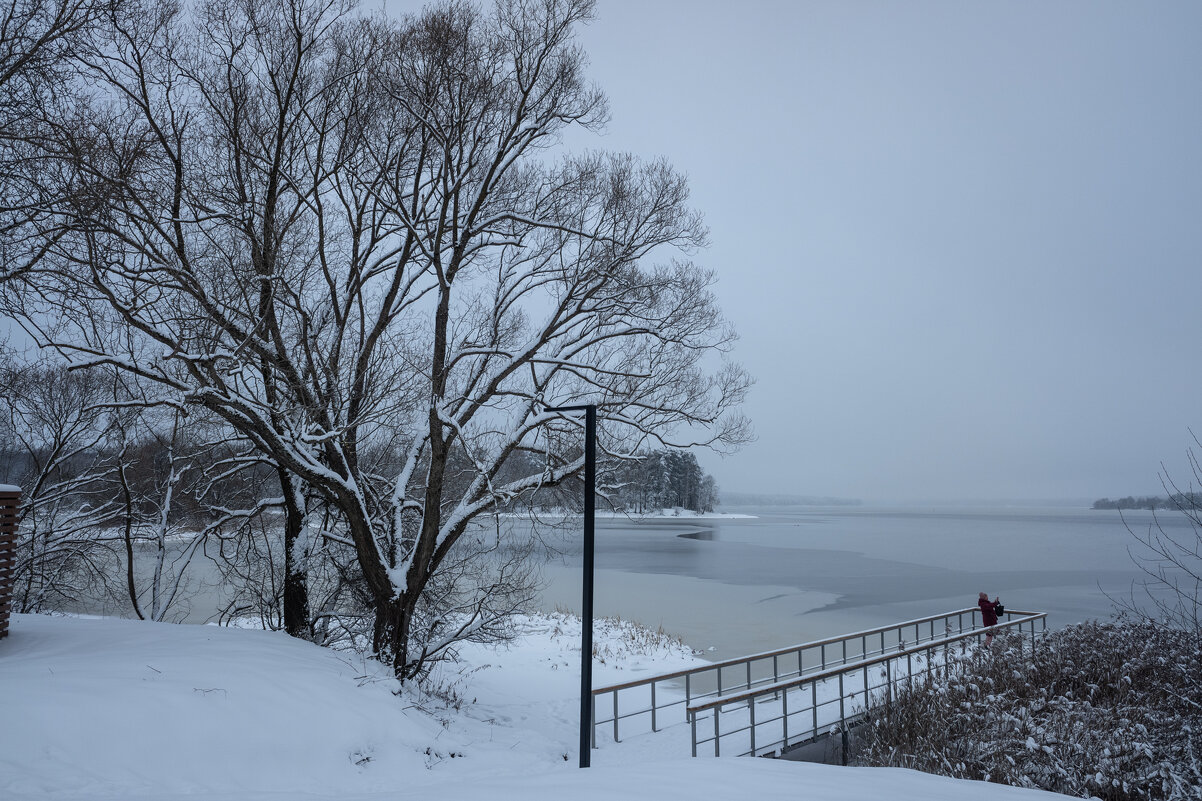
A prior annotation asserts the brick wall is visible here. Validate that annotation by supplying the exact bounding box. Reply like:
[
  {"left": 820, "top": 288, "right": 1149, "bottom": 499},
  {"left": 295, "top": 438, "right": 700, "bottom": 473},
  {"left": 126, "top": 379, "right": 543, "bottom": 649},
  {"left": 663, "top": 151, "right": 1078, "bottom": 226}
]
[{"left": 0, "top": 488, "right": 19, "bottom": 640}]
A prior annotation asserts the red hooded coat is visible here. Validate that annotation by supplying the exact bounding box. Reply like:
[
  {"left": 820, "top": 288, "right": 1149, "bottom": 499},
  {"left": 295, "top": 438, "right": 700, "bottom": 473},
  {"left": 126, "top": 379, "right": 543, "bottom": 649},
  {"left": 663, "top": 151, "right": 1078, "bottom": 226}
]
[{"left": 979, "top": 597, "right": 999, "bottom": 627}]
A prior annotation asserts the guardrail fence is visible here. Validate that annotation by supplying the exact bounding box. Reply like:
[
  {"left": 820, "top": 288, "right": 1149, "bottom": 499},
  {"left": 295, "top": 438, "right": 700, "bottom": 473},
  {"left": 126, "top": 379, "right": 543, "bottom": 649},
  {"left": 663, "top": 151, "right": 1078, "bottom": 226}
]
[
  {"left": 590, "top": 606, "right": 1047, "bottom": 755},
  {"left": 687, "top": 610, "right": 1047, "bottom": 757}
]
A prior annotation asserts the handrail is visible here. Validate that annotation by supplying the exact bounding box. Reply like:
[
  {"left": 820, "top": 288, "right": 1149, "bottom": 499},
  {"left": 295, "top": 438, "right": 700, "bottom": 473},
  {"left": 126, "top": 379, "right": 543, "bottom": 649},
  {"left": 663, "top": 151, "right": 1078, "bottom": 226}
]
[
  {"left": 592, "top": 607, "right": 986, "bottom": 694},
  {"left": 687, "top": 612, "right": 1044, "bottom": 714},
  {"left": 686, "top": 611, "right": 1048, "bottom": 758},
  {"left": 590, "top": 606, "right": 1024, "bottom": 747}
]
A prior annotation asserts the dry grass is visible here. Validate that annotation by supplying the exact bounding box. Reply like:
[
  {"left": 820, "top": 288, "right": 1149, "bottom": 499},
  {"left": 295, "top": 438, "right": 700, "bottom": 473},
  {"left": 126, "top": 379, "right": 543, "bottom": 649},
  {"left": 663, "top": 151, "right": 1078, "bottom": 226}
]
[{"left": 852, "top": 620, "right": 1202, "bottom": 800}]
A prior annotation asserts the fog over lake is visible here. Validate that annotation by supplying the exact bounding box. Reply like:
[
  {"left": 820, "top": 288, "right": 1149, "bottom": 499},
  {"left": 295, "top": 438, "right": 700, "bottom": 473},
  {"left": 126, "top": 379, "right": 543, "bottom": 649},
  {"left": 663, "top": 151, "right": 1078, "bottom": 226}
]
[{"left": 537, "top": 506, "right": 1175, "bottom": 658}]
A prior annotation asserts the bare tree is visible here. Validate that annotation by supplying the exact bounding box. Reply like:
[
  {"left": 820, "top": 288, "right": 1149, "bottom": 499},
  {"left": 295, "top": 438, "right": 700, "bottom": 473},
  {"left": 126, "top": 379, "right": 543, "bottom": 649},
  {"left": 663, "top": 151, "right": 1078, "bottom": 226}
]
[
  {"left": 19, "top": 0, "right": 750, "bottom": 678},
  {"left": 0, "top": 355, "right": 123, "bottom": 612},
  {"left": 0, "top": 0, "right": 112, "bottom": 281},
  {"left": 203, "top": 442, "right": 327, "bottom": 635},
  {"left": 113, "top": 406, "right": 213, "bottom": 621},
  {"left": 1116, "top": 436, "right": 1202, "bottom": 632},
  {"left": 0, "top": 353, "right": 215, "bottom": 620},
  {"left": 0, "top": 0, "right": 101, "bottom": 116}
]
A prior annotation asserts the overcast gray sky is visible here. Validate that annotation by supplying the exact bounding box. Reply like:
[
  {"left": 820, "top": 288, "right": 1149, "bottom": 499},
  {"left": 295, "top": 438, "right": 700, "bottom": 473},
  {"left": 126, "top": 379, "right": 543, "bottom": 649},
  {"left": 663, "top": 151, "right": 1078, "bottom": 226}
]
[{"left": 559, "top": 0, "right": 1202, "bottom": 504}]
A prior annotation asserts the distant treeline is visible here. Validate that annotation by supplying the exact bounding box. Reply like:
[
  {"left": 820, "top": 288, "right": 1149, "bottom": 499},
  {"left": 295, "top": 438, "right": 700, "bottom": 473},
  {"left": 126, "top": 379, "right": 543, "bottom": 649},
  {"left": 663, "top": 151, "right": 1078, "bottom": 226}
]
[
  {"left": 607, "top": 449, "right": 719, "bottom": 513},
  {"left": 504, "top": 447, "right": 720, "bottom": 514},
  {"left": 1092, "top": 494, "right": 1202, "bottom": 510},
  {"left": 720, "top": 491, "right": 862, "bottom": 507}
]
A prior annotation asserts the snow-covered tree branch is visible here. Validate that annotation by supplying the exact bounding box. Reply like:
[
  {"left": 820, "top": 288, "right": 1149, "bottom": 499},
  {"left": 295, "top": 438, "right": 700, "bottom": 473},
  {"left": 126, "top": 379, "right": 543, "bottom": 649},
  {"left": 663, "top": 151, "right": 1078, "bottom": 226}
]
[{"left": 9, "top": 0, "right": 751, "bottom": 678}]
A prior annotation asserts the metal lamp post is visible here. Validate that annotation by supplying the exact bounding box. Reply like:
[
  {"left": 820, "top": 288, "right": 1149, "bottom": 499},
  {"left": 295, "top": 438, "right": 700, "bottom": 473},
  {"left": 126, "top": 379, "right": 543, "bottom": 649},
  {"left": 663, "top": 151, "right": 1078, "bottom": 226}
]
[{"left": 546, "top": 404, "right": 596, "bottom": 768}]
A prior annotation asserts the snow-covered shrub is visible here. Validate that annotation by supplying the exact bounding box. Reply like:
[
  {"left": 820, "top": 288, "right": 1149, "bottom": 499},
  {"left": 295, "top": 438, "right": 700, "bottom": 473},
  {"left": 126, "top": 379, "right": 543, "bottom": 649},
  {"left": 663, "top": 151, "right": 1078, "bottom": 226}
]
[
  {"left": 540, "top": 611, "right": 700, "bottom": 667},
  {"left": 851, "top": 620, "right": 1202, "bottom": 801}
]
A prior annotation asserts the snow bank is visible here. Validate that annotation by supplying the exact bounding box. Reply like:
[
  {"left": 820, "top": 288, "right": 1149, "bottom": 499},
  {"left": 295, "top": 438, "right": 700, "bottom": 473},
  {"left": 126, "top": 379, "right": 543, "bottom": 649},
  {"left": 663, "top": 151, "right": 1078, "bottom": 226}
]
[
  {"left": 0, "top": 614, "right": 437, "bottom": 799},
  {"left": 1, "top": 613, "right": 1072, "bottom": 801}
]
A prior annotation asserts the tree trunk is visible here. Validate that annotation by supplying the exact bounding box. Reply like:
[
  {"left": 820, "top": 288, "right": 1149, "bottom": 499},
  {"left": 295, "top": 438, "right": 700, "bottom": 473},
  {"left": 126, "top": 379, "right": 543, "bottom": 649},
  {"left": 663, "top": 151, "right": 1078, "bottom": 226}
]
[
  {"left": 280, "top": 470, "right": 310, "bottom": 638},
  {"left": 116, "top": 455, "right": 144, "bottom": 620},
  {"left": 372, "top": 594, "right": 416, "bottom": 680}
]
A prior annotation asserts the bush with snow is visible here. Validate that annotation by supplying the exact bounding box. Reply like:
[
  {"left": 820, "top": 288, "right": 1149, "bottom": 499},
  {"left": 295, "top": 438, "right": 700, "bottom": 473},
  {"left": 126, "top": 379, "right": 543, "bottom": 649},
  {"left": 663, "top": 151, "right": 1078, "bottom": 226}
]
[{"left": 851, "top": 619, "right": 1202, "bottom": 800}]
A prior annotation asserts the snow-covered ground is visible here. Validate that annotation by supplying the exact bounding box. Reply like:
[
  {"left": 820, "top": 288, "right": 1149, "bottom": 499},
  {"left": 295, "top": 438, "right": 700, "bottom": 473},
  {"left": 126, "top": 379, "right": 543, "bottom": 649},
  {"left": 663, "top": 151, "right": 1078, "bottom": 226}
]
[{"left": 1, "top": 613, "right": 1071, "bottom": 801}]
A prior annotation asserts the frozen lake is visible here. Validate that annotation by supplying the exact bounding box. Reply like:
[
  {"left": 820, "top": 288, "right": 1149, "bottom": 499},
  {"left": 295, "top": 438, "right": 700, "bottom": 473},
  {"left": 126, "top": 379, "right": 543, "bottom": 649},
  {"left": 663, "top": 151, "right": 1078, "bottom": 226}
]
[
  {"left": 61, "top": 505, "right": 1189, "bottom": 664},
  {"left": 536, "top": 506, "right": 1186, "bottom": 659}
]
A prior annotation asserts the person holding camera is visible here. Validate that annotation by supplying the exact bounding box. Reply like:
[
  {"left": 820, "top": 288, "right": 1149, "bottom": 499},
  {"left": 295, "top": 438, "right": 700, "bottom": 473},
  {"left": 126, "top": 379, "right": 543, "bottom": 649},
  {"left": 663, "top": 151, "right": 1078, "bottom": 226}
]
[{"left": 978, "top": 592, "right": 1002, "bottom": 647}]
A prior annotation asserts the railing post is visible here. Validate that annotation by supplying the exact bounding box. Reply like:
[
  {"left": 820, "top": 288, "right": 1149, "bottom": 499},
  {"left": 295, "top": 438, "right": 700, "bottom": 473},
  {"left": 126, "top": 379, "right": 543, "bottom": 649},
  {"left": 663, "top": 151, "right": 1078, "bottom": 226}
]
[
  {"left": 811, "top": 681, "right": 818, "bottom": 738},
  {"left": 749, "top": 695, "right": 757, "bottom": 756},
  {"left": 591, "top": 695, "right": 597, "bottom": 749},
  {"left": 838, "top": 673, "right": 846, "bottom": 728},
  {"left": 714, "top": 707, "right": 721, "bottom": 757},
  {"left": 782, "top": 683, "right": 789, "bottom": 746},
  {"left": 821, "top": 643, "right": 826, "bottom": 669},
  {"left": 690, "top": 711, "right": 698, "bottom": 757},
  {"left": 613, "top": 691, "right": 619, "bottom": 742},
  {"left": 651, "top": 682, "right": 657, "bottom": 732},
  {"left": 746, "top": 661, "right": 752, "bottom": 692},
  {"left": 685, "top": 673, "right": 691, "bottom": 711}
]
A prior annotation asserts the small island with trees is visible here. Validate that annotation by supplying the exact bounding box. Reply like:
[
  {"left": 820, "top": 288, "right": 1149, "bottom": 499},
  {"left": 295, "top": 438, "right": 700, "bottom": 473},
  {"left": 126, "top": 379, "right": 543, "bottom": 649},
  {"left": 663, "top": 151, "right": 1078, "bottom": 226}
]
[{"left": 1091, "top": 493, "right": 1202, "bottom": 510}]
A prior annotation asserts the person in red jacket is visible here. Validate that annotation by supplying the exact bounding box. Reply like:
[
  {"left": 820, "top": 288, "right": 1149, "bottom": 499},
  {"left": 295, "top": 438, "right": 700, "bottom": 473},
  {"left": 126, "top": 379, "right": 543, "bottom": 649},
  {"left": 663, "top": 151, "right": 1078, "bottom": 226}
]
[{"left": 978, "top": 592, "right": 1000, "bottom": 647}]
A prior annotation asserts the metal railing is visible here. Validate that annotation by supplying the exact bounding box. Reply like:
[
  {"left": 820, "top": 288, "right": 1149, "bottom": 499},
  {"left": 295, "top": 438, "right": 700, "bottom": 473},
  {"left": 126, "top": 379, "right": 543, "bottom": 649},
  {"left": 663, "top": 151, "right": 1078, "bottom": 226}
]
[
  {"left": 590, "top": 606, "right": 1018, "bottom": 746},
  {"left": 686, "top": 610, "right": 1048, "bottom": 757}
]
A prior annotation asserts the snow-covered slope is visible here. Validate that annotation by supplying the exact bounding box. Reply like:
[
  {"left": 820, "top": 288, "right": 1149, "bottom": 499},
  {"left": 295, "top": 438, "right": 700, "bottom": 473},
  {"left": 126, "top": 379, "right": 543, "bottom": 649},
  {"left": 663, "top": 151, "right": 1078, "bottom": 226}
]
[{"left": 1, "top": 614, "right": 1071, "bottom": 800}]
